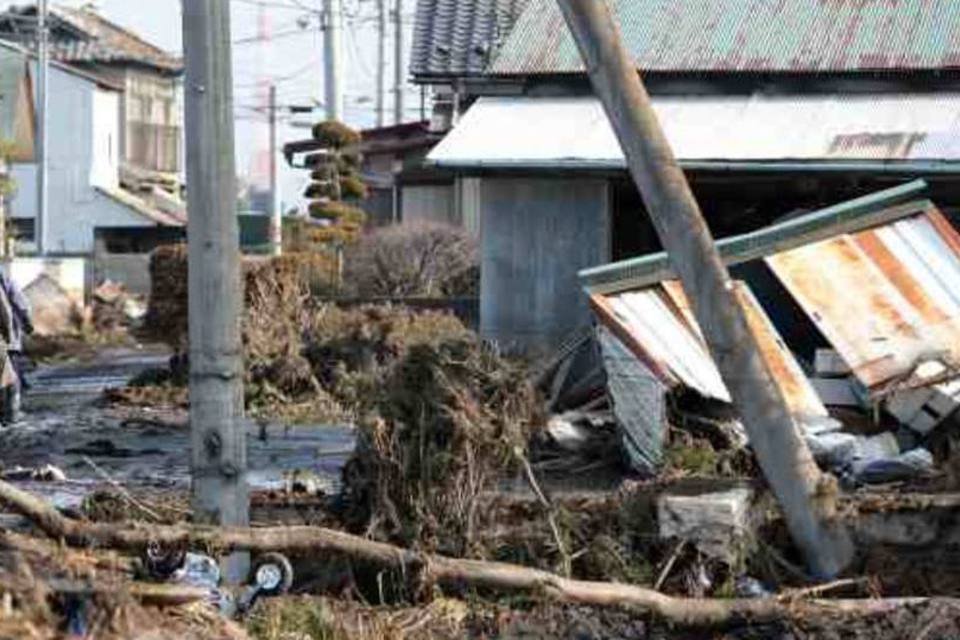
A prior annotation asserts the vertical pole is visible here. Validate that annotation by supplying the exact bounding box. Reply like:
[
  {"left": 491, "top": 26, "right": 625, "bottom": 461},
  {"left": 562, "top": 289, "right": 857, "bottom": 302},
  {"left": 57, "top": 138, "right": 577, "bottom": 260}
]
[
  {"left": 555, "top": 0, "right": 850, "bottom": 577},
  {"left": 323, "top": 0, "right": 343, "bottom": 121},
  {"left": 35, "top": 0, "right": 48, "bottom": 255},
  {"left": 0, "top": 156, "right": 7, "bottom": 260},
  {"left": 182, "top": 0, "right": 248, "bottom": 582},
  {"left": 393, "top": 0, "right": 404, "bottom": 124},
  {"left": 268, "top": 84, "right": 282, "bottom": 256},
  {"left": 376, "top": 0, "right": 387, "bottom": 127}
]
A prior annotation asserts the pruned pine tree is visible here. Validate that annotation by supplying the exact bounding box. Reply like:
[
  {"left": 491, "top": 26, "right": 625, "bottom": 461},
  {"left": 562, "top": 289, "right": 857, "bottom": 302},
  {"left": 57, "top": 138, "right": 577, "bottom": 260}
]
[{"left": 303, "top": 121, "right": 367, "bottom": 246}]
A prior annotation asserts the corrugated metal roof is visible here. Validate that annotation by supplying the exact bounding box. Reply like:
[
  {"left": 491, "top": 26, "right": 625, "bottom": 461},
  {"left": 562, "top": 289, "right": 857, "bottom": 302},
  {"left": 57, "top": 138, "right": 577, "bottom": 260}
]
[
  {"left": 428, "top": 95, "right": 960, "bottom": 170},
  {"left": 591, "top": 281, "right": 828, "bottom": 419},
  {"left": 580, "top": 182, "right": 930, "bottom": 294},
  {"left": 767, "top": 206, "right": 960, "bottom": 392},
  {"left": 411, "top": 0, "right": 531, "bottom": 79},
  {"left": 490, "top": 0, "right": 960, "bottom": 76}
]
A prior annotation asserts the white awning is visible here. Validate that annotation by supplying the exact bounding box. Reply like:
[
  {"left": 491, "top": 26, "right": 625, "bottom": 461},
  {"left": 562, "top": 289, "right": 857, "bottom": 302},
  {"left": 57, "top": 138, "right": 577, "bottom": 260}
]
[{"left": 428, "top": 94, "right": 960, "bottom": 170}]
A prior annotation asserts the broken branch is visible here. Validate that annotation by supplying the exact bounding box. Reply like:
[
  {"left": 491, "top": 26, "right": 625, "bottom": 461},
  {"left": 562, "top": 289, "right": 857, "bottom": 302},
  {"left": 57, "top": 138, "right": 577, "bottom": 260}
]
[{"left": 0, "top": 479, "right": 940, "bottom": 627}]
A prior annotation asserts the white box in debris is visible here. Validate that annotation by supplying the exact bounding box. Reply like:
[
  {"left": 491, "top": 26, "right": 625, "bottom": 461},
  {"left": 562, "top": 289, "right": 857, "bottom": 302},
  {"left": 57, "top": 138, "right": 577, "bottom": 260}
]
[
  {"left": 814, "top": 349, "right": 852, "bottom": 377},
  {"left": 887, "top": 379, "right": 960, "bottom": 435},
  {"left": 658, "top": 487, "right": 753, "bottom": 562}
]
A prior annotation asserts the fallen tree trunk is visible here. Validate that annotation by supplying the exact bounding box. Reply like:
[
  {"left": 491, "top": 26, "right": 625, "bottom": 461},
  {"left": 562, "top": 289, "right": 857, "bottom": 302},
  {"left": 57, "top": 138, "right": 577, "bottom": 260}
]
[{"left": 0, "top": 479, "right": 940, "bottom": 627}]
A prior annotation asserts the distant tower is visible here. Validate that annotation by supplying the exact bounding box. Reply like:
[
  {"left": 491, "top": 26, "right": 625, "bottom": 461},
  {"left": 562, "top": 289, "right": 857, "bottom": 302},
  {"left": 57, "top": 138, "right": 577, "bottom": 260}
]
[{"left": 247, "top": 1, "right": 274, "bottom": 210}]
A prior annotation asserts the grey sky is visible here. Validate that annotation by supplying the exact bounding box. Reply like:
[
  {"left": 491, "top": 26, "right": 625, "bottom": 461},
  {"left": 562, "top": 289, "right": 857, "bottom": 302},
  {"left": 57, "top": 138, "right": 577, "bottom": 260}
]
[{"left": 57, "top": 0, "right": 419, "bottom": 209}]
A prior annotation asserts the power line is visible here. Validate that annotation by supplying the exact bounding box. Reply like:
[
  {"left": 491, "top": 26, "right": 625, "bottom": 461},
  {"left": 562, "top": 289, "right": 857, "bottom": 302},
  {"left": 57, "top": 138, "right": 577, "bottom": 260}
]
[
  {"left": 231, "top": 0, "right": 319, "bottom": 13},
  {"left": 233, "top": 60, "right": 317, "bottom": 88},
  {"left": 232, "top": 27, "right": 313, "bottom": 45}
]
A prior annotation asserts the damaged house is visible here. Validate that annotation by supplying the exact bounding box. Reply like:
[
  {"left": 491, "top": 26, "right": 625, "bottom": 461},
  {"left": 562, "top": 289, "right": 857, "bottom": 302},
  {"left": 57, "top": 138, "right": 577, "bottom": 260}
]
[
  {"left": 427, "top": 0, "right": 960, "bottom": 355},
  {"left": 0, "top": 4, "right": 184, "bottom": 293},
  {"left": 585, "top": 179, "right": 960, "bottom": 485}
]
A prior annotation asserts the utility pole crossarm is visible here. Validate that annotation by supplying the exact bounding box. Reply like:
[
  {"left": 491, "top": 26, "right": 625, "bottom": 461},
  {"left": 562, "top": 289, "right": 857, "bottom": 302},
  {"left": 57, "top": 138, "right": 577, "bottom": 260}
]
[{"left": 554, "top": 0, "right": 851, "bottom": 577}]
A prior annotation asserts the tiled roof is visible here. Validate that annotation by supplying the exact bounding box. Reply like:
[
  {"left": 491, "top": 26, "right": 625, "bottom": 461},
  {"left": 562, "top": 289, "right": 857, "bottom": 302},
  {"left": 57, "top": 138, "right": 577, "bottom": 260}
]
[
  {"left": 0, "top": 4, "right": 182, "bottom": 73},
  {"left": 411, "top": 0, "right": 530, "bottom": 79},
  {"left": 490, "top": 0, "right": 960, "bottom": 76}
]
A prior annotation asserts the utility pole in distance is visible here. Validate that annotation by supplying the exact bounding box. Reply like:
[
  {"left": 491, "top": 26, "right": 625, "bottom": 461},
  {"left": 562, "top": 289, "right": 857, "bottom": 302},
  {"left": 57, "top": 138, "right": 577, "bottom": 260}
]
[
  {"left": 555, "top": 0, "right": 851, "bottom": 578},
  {"left": 35, "top": 0, "right": 48, "bottom": 255},
  {"left": 376, "top": 0, "right": 387, "bottom": 127},
  {"left": 393, "top": 0, "right": 404, "bottom": 124},
  {"left": 182, "top": 0, "right": 248, "bottom": 581},
  {"left": 323, "top": 0, "right": 343, "bottom": 121},
  {"left": 269, "top": 84, "right": 282, "bottom": 256}
]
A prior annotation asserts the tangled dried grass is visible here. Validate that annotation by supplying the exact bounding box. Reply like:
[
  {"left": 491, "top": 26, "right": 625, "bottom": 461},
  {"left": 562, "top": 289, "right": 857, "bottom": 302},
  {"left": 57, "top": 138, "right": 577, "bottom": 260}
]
[{"left": 340, "top": 337, "right": 543, "bottom": 558}]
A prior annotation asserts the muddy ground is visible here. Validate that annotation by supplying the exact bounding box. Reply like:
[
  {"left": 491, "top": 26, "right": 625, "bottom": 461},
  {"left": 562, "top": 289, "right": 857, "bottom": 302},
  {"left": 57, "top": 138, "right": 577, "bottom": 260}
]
[{"left": 0, "top": 345, "right": 354, "bottom": 510}]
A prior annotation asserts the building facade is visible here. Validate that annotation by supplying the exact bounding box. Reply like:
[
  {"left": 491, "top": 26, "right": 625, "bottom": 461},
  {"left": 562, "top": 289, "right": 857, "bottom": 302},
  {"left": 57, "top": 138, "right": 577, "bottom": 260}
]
[{"left": 428, "top": 0, "right": 960, "bottom": 353}]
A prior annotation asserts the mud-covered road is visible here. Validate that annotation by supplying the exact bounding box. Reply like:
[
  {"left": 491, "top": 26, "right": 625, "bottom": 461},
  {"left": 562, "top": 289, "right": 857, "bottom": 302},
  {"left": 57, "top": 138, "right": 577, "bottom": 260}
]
[{"left": 0, "top": 346, "right": 354, "bottom": 509}]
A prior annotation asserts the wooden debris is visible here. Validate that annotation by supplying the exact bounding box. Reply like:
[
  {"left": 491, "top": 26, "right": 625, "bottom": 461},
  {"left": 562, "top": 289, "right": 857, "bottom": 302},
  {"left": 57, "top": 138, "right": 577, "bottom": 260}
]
[{"left": 0, "top": 478, "right": 948, "bottom": 628}]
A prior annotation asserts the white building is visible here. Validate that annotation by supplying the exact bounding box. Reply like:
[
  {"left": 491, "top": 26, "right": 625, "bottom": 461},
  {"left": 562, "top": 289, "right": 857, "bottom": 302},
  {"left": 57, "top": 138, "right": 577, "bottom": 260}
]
[{"left": 7, "top": 48, "right": 182, "bottom": 256}]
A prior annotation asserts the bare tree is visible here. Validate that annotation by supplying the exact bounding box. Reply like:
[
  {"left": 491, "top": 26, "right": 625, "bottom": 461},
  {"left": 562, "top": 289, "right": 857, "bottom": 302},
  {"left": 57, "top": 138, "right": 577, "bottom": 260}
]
[{"left": 344, "top": 223, "right": 479, "bottom": 298}]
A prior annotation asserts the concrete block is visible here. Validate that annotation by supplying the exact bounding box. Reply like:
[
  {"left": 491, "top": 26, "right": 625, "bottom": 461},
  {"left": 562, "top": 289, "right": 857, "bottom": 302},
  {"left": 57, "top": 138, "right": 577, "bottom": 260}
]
[
  {"left": 814, "top": 349, "right": 852, "bottom": 377},
  {"left": 810, "top": 377, "right": 860, "bottom": 407},
  {"left": 658, "top": 487, "right": 753, "bottom": 562},
  {"left": 887, "top": 382, "right": 960, "bottom": 435}
]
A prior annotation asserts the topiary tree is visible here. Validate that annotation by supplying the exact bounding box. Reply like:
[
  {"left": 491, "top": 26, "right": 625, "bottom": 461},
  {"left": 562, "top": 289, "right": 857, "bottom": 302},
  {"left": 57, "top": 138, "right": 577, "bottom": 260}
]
[{"left": 302, "top": 121, "right": 367, "bottom": 247}]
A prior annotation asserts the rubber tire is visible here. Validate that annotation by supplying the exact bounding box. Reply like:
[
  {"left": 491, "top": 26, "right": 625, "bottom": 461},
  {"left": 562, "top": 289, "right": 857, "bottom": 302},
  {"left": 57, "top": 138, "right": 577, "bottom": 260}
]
[{"left": 250, "top": 552, "right": 294, "bottom": 595}]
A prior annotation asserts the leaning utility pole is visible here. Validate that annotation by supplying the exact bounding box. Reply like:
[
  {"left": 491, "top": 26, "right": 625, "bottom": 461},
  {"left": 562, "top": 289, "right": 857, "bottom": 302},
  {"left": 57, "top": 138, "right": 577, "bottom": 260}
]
[
  {"left": 555, "top": 0, "right": 851, "bottom": 578},
  {"left": 35, "top": 0, "right": 48, "bottom": 255},
  {"left": 182, "top": 0, "right": 248, "bottom": 581},
  {"left": 268, "top": 84, "right": 282, "bottom": 256},
  {"left": 323, "top": 0, "right": 343, "bottom": 121},
  {"left": 376, "top": 0, "right": 387, "bottom": 127},
  {"left": 393, "top": 0, "right": 404, "bottom": 124}
]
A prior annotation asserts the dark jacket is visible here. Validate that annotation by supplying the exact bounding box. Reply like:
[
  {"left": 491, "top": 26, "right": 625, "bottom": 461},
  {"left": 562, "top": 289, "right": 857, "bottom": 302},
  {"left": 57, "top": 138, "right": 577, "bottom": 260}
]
[{"left": 0, "top": 270, "right": 32, "bottom": 352}]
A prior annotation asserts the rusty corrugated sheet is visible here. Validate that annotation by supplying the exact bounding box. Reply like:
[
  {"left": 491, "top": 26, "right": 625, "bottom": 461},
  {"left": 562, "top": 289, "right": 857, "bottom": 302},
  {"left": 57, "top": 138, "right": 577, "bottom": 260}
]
[
  {"left": 766, "top": 205, "right": 960, "bottom": 393},
  {"left": 591, "top": 281, "right": 828, "bottom": 419},
  {"left": 490, "top": 0, "right": 960, "bottom": 76}
]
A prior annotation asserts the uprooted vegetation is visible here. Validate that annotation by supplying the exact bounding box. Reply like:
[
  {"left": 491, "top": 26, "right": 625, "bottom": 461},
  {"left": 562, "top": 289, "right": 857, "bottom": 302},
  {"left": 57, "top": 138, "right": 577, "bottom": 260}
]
[{"left": 112, "top": 246, "right": 477, "bottom": 422}]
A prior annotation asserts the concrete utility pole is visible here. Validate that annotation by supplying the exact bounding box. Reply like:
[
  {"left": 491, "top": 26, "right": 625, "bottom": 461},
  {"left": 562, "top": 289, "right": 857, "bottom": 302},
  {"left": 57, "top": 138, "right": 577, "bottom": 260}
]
[
  {"left": 35, "top": 0, "right": 48, "bottom": 255},
  {"left": 393, "top": 0, "right": 404, "bottom": 124},
  {"left": 376, "top": 0, "right": 387, "bottom": 127},
  {"left": 182, "top": 0, "right": 248, "bottom": 581},
  {"left": 323, "top": 0, "right": 343, "bottom": 121},
  {"left": 268, "top": 84, "right": 282, "bottom": 256},
  {"left": 555, "top": 0, "right": 851, "bottom": 578}
]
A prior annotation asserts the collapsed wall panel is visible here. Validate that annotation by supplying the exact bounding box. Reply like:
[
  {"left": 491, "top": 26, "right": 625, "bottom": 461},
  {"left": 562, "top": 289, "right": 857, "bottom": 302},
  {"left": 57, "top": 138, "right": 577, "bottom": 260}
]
[
  {"left": 766, "top": 205, "right": 960, "bottom": 433},
  {"left": 590, "top": 281, "right": 828, "bottom": 472}
]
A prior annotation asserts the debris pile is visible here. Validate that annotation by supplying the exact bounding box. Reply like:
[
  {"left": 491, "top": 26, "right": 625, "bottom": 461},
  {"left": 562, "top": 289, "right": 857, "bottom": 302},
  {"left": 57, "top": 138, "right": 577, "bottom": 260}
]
[
  {"left": 90, "top": 281, "right": 146, "bottom": 335},
  {"left": 340, "top": 337, "right": 541, "bottom": 557},
  {"left": 577, "top": 195, "right": 960, "bottom": 493},
  {"left": 0, "top": 530, "right": 247, "bottom": 639}
]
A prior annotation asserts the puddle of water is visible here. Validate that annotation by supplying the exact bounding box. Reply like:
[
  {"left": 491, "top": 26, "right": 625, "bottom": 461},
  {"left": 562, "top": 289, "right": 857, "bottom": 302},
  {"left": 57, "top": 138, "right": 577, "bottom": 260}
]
[{"left": 2, "top": 347, "right": 355, "bottom": 506}]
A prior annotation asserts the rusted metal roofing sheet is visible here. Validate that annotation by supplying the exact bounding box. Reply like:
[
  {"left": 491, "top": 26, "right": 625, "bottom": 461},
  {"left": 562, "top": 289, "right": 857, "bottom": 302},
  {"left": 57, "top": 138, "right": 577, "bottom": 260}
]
[
  {"left": 428, "top": 96, "right": 960, "bottom": 170},
  {"left": 490, "top": 0, "right": 960, "bottom": 76},
  {"left": 581, "top": 182, "right": 929, "bottom": 295},
  {"left": 591, "top": 281, "right": 828, "bottom": 419},
  {"left": 767, "top": 206, "right": 960, "bottom": 392}
]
